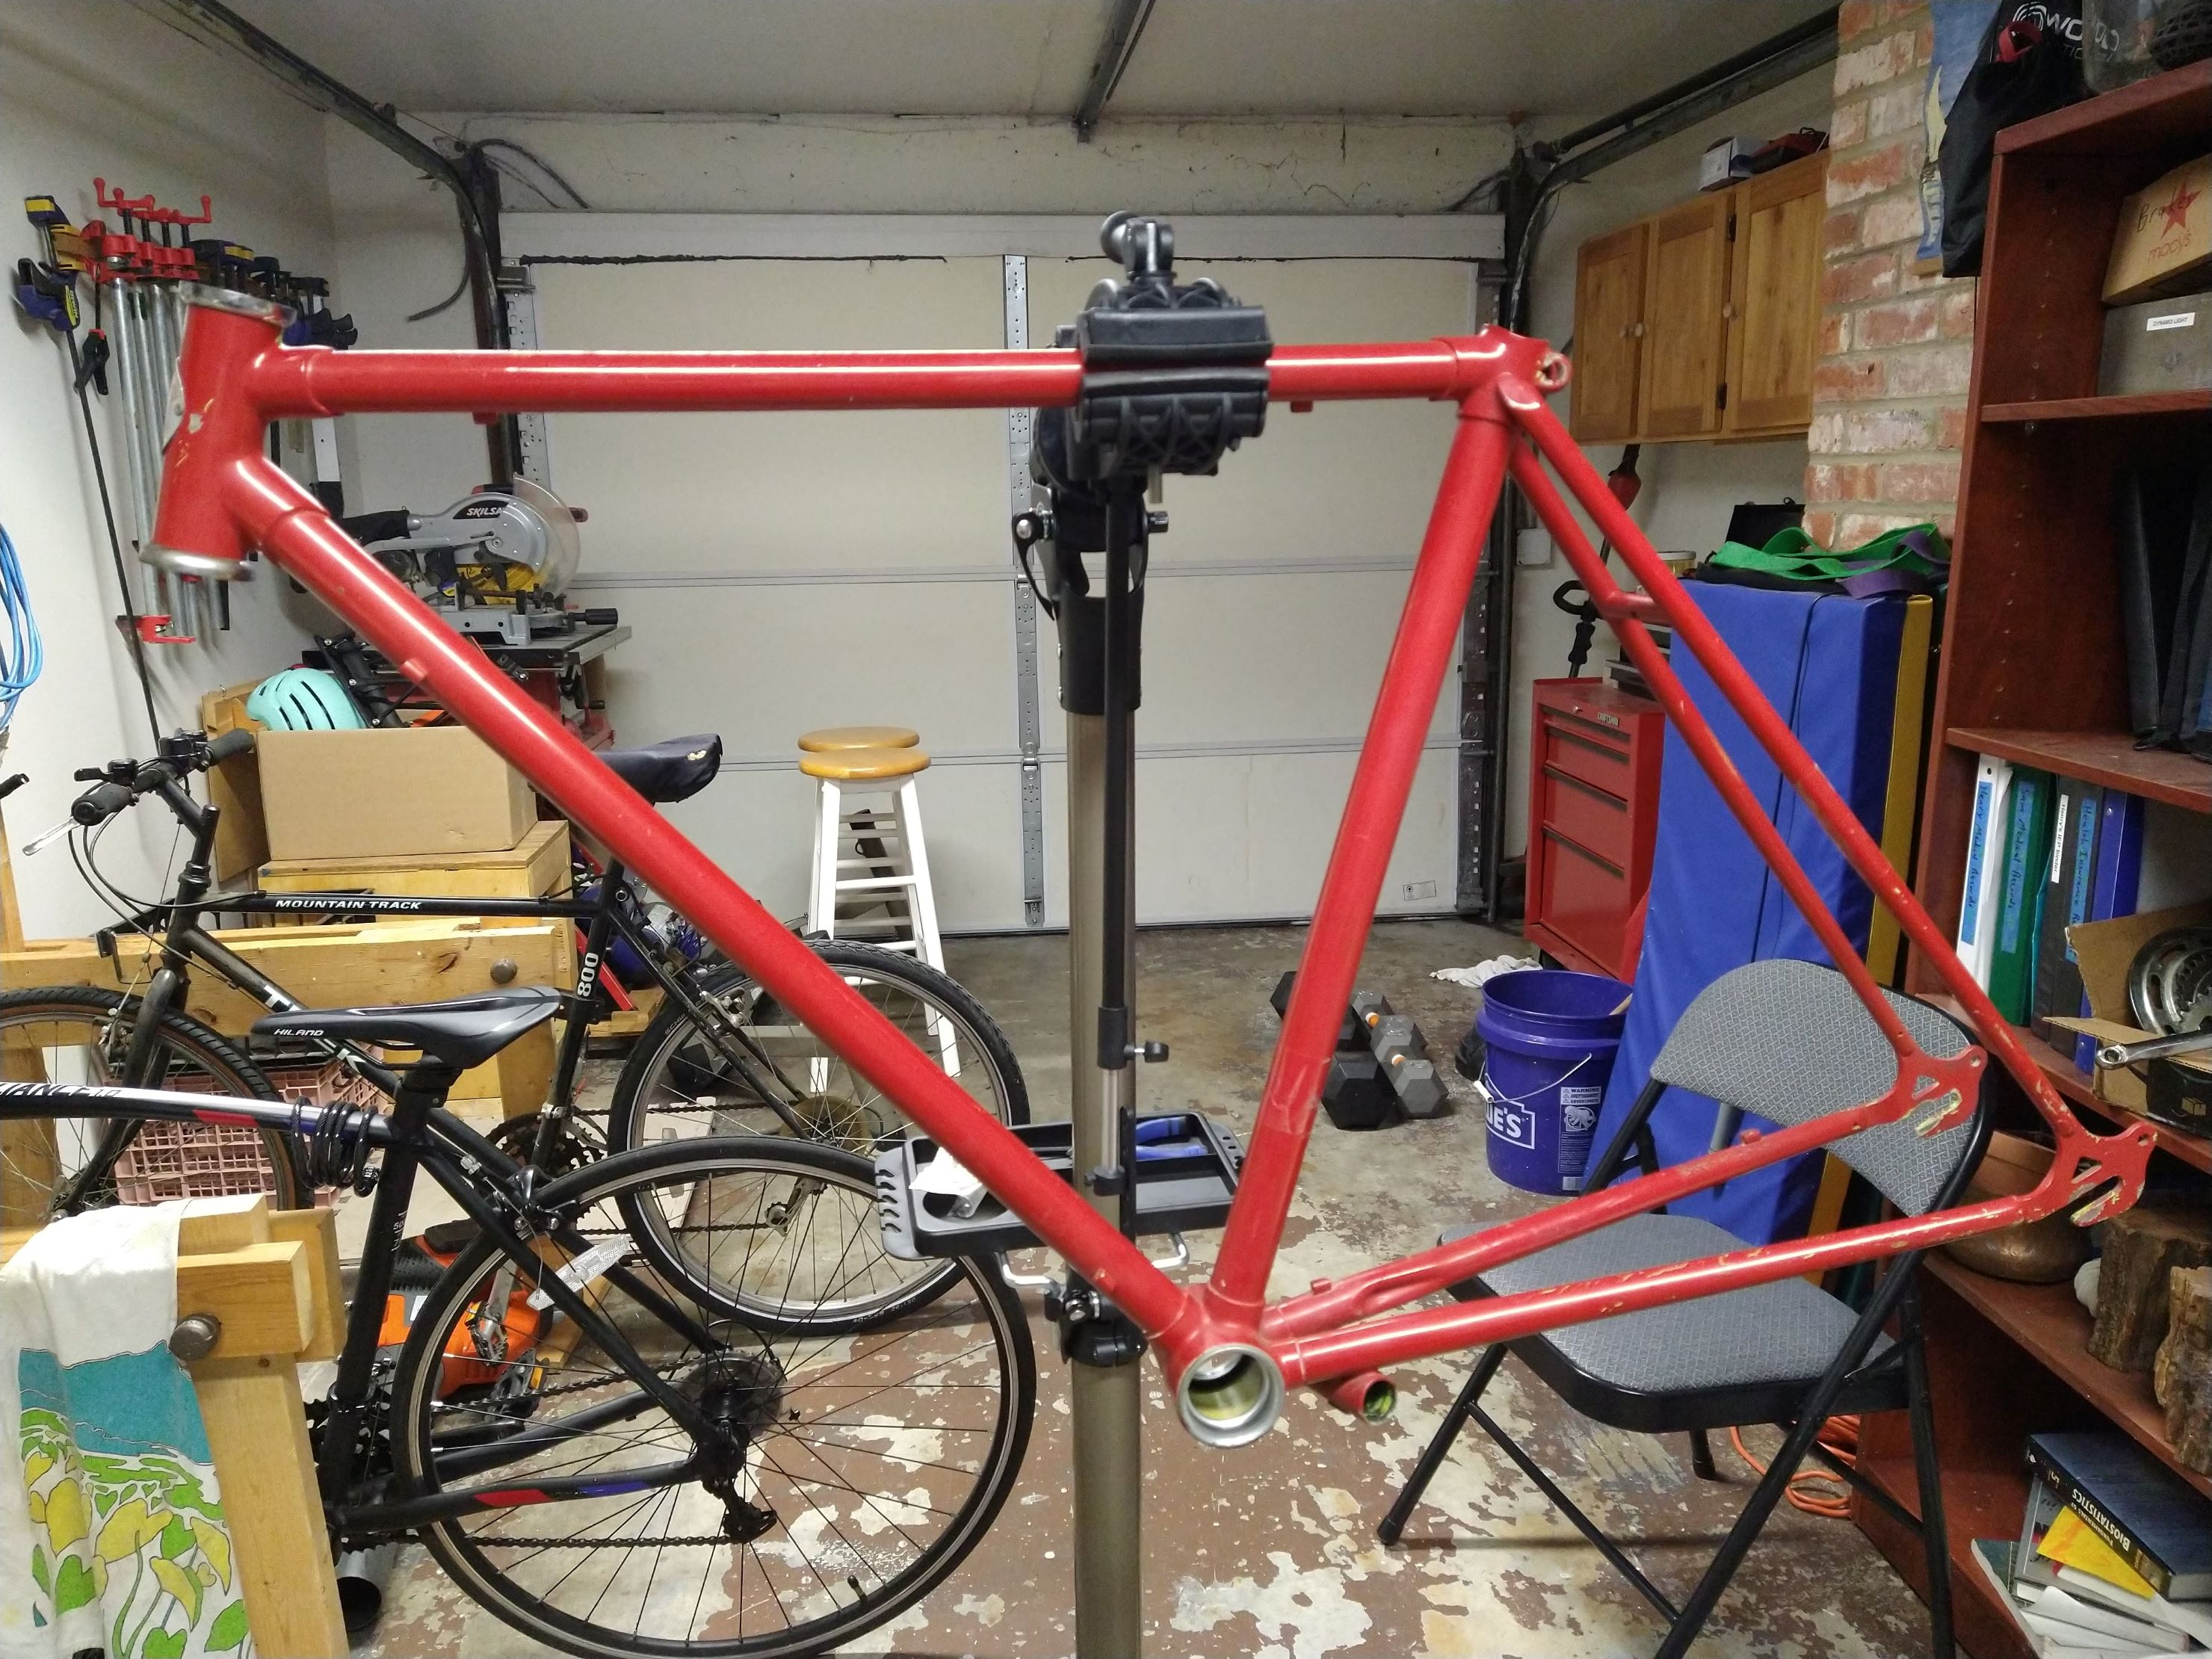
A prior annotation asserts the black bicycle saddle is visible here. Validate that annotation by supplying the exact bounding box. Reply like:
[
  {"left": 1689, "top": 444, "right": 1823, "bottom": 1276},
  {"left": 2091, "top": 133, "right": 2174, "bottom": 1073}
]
[
  {"left": 252, "top": 986, "right": 563, "bottom": 1070},
  {"left": 600, "top": 734, "right": 722, "bottom": 805}
]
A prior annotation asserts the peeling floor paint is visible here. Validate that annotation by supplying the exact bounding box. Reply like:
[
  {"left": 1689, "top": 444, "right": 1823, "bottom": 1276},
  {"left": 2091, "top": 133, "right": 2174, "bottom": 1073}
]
[{"left": 362, "top": 919, "right": 1939, "bottom": 1658}]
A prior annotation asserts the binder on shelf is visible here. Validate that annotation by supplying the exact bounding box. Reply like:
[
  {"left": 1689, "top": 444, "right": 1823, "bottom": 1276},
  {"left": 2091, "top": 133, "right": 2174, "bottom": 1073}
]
[
  {"left": 2075, "top": 791, "right": 2147, "bottom": 1074},
  {"left": 1991, "top": 767, "right": 2054, "bottom": 1026},
  {"left": 1959, "top": 753, "right": 2014, "bottom": 992},
  {"left": 2032, "top": 777, "right": 2101, "bottom": 1047}
]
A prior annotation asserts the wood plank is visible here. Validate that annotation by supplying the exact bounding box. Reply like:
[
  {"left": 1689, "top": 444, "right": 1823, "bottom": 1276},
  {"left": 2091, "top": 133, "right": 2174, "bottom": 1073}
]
[
  {"left": 269, "top": 1207, "right": 346, "bottom": 1362},
  {"left": 258, "top": 815, "right": 570, "bottom": 898},
  {"left": 200, "top": 682, "right": 270, "bottom": 883},
  {"left": 1925, "top": 1252, "right": 2212, "bottom": 1498},
  {"left": 189, "top": 1355, "right": 347, "bottom": 1658},
  {"left": 175, "top": 1241, "right": 313, "bottom": 1361},
  {"left": 1998, "top": 58, "right": 2212, "bottom": 158},
  {"left": 1944, "top": 727, "right": 2212, "bottom": 814},
  {"left": 2, "top": 917, "right": 569, "bottom": 1113},
  {"left": 1983, "top": 391, "right": 2212, "bottom": 423}
]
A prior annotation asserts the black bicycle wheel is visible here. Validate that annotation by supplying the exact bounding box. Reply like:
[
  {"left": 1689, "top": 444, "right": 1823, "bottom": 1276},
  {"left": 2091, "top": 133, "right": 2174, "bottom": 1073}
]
[
  {"left": 390, "top": 1138, "right": 1034, "bottom": 1659},
  {"left": 608, "top": 939, "right": 1029, "bottom": 1153},
  {"left": 0, "top": 986, "right": 303, "bottom": 1214},
  {"left": 606, "top": 942, "right": 1027, "bottom": 1328}
]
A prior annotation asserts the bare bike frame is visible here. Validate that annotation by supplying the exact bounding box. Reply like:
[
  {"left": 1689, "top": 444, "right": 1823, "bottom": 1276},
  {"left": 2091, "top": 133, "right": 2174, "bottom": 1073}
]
[{"left": 133, "top": 285, "right": 2154, "bottom": 1441}]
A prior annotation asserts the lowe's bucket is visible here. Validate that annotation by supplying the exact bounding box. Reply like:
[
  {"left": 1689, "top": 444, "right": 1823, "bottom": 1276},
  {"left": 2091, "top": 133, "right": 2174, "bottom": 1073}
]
[{"left": 1476, "top": 968, "right": 1630, "bottom": 1195}]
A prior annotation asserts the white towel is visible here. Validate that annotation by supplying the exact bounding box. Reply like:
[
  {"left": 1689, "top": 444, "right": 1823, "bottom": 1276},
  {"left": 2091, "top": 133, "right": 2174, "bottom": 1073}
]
[{"left": 1, "top": 1202, "right": 250, "bottom": 1657}]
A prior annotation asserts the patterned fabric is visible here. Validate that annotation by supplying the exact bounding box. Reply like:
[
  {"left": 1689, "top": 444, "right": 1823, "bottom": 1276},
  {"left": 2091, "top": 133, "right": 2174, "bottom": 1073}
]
[
  {"left": 1648, "top": 959, "right": 1977, "bottom": 1216},
  {"left": 1468, "top": 1213, "right": 1891, "bottom": 1393},
  {"left": 1, "top": 1205, "right": 248, "bottom": 1657}
]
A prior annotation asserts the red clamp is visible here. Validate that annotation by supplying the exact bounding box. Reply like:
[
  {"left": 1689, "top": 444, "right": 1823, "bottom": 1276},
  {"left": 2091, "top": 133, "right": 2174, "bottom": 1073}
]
[{"left": 133, "top": 614, "right": 196, "bottom": 646}]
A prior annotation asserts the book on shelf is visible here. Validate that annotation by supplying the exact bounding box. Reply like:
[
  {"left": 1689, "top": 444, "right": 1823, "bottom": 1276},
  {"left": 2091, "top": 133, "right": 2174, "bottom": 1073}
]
[
  {"left": 2026, "top": 1432, "right": 2212, "bottom": 1602},
  {"left": 1992, "top": 767, "right": 2055, "bottom": 1026},
  {"left": 1972, "top": 1539, "right": 2205, "bottom": 1659},
  {"left": 1959, "top": 753, "right": 2015, "bottom": 991},
  {"left": 2075, "top": 791, "right": 2147, "bottom": 1073},
  {"left": 2032, "top": 776, "right": 2101, "bottom": 1047}
]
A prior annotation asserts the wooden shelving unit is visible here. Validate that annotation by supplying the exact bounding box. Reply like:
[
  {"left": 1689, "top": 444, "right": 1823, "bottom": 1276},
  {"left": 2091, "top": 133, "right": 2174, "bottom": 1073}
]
[{"left": 1866, "top": 60, "right": 2212, "bottom": 1659}]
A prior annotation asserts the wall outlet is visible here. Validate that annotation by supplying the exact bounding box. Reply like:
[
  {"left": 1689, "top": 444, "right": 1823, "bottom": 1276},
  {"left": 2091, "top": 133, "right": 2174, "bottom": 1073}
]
[
  {"left": 1399, "top": 879, "right": 1438, "bottom": 903},
  {"left": 1515, "top": 527, "right": 1555, "bottom": 568}
]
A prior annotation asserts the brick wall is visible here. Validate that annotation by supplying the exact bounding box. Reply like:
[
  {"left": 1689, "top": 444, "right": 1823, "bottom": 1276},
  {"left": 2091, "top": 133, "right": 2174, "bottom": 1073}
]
[{"left": 1805, "top": 0, "right": 1977, "bottom": 549}]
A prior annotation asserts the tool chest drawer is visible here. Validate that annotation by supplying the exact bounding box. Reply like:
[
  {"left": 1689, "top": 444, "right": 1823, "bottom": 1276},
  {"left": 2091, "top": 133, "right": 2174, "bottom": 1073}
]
[{"left": 1525, "top": 679, "right": 1664, "bottom": 981}]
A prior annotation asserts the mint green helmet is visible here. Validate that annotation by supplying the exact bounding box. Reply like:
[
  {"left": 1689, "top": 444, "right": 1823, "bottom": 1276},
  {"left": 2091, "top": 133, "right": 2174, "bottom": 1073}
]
[{"left": 245, "top": 667, "right": 365, "bottom": 731}]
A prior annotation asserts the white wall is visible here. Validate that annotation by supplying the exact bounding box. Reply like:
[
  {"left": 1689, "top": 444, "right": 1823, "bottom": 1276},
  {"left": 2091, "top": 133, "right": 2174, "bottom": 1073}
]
[
  {"left": 1504, "top": 66, "right": 1834, "bottom": 862},
  {"left": 0, "top": 0, "right": 341, "bottom": 936}
]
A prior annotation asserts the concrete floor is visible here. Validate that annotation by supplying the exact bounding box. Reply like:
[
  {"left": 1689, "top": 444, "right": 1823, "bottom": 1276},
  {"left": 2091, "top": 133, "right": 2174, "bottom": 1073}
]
[{"left": 367, "top": 918, "right": 1939, "bottom": 1658}]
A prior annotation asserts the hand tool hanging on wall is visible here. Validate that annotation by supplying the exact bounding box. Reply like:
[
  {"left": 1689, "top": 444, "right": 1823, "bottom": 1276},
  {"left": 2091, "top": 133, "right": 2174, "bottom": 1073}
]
[
  {"left": 1551, "top": 445, "right": 1643, "bottom": 678},
  {"left": 16, "top": 199, "right": 161, "bottom": 740}
]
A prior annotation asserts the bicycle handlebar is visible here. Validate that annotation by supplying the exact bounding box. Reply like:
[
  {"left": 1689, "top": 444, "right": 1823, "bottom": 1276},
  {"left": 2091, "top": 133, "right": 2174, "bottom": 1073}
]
[{"left": 64, "top": 727, "right": 257, "bottom": 830}]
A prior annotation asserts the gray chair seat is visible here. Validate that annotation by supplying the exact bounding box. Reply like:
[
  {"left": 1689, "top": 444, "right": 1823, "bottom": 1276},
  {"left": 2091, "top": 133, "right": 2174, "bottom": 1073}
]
[{"left": 1446, "top": 1216, "right": 1899, "bottom": 1430}]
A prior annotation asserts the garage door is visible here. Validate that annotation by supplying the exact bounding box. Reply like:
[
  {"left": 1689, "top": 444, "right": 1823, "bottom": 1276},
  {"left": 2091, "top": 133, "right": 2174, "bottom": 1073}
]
[{"left": 515, "top": 219, "right": 1495, "bottom": 930}]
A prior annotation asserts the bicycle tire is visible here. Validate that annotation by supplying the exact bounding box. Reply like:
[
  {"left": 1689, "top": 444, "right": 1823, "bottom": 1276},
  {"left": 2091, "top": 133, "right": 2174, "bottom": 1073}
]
[
  {"left": 0, "top": 985, "right": 303, "bottom": 1214},
  {"left": 607, "top": 939, "right": 1029, "bottom": 1152},
  {"left": 607, "top": 941, "right": 1027, "bottom": 1328},
  {"left": 390, "top": 1136, "right": 1034, "bottom": 1659}
]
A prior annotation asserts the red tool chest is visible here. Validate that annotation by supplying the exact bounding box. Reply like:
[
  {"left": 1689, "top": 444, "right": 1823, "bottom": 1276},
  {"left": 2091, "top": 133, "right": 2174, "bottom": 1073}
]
[{"left": 1525, "top": 679, "right": 1665, "bottom": 982}]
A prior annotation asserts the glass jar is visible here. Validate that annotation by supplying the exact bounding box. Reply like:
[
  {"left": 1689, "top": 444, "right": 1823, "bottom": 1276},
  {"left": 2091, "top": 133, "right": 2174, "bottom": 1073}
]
[{"left": 2085, "top": 0, "right": 2170, "bottom": 88}]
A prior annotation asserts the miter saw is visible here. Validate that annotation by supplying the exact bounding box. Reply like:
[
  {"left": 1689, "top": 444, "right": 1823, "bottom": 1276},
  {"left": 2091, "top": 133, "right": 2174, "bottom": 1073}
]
[{"left": 342, "top": 479, "right": 608, "bottom": 647}]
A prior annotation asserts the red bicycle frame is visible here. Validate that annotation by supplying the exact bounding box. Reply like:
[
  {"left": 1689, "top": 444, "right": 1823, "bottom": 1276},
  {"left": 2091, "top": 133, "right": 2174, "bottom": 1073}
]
[{"left": 149, "top": 288, "right": 2152, "bottom": 1444}]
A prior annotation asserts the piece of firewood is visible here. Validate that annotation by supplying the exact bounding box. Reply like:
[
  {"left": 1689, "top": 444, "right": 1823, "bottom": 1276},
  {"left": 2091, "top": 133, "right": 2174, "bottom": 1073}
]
[
  {"left": 2154, "top": 1266, "right": 2211, "bottom": 1475},
  {"left": 2088, "top": 1204, "right": 2212, "bottom": 1373}
]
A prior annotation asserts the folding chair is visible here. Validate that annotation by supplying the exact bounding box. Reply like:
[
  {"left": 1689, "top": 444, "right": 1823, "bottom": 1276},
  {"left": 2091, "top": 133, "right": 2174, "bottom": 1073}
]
[{"left": 1378, "top": 959, "right": 1986, "bottom": 1659}]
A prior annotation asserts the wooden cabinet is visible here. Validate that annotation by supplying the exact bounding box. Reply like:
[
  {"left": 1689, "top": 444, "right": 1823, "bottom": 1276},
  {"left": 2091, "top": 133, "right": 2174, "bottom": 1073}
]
[
  {"left": 1567, "top": 152, "right": 1827, "bottom": 444},
  {"left": 1726, "top": 155, "right": 1829, "bottom": 433},
  {"left": 1640, "top": 194, "right": 1734, "bottom": 438},
  {"left": 1569, "top": 223, "right": 1647, "bottom": 443}
]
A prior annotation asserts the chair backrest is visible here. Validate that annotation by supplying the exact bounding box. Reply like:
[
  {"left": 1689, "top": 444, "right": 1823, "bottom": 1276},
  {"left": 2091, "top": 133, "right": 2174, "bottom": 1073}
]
[{"left": 1646, "top": 958, "right": 1981, "bottom": 1216}]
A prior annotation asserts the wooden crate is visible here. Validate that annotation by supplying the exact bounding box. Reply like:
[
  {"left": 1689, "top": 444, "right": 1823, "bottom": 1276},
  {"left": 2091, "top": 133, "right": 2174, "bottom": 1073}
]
[{"left": 1, "top": 918, "right": 565, "bottom": 1117}]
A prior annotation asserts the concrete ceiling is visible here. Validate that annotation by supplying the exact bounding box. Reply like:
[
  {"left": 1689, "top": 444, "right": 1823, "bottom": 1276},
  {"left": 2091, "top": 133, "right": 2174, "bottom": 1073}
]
[{"left": 192, "top": 0, "right": 1835, "bottom": 121}]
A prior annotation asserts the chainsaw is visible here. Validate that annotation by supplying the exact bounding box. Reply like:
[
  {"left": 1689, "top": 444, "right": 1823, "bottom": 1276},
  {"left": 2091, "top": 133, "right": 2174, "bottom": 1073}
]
[{"left": 342, "top": 478, "right": 605, "bottom": 647}]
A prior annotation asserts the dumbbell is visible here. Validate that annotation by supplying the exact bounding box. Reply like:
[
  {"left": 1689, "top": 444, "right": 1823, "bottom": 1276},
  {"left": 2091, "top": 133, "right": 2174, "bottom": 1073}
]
[
  {"left": 1369, "top": 1013, "right": 1450, "bottom": 1119},
  {"left": 1270, "top": 969, "right": 1361, "bottom": 1048},
  {"left": 1320, "top": 1051, "right": 1397, "bottom": 1131}
]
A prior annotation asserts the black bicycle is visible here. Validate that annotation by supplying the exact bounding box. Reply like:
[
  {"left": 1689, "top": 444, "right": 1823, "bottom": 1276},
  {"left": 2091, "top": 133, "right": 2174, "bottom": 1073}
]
[
  {"left": 0, "top": 992, "right": 1035, "bottom": 1658},
  {"left": 8, "top": 729, "right": 1026, "bottom": 1301}
]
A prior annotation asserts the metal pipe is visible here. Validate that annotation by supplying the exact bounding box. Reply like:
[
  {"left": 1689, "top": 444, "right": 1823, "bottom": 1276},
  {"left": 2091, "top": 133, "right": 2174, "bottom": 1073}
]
[
  {"left": 1065, "top": 713, "right": 1146, "bottom": 1656},
  {"left": 1547, "top": 7, "right": 1841, "bottom": 155},
  {"left": 1073, "top": 0, "right": 1158, "bottom": 140}
]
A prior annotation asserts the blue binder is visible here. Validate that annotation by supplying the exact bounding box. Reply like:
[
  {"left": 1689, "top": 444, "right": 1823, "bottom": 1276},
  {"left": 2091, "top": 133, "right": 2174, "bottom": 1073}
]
[{"left": 1581, "top": 584, "right": 1909, "bottom": 1244}]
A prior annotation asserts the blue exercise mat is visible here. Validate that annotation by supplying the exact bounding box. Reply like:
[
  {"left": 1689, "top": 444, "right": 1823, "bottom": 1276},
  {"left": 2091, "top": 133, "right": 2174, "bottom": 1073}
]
[{"left": 1580, "top": 583, "right": 1909, "bottom": 1244}]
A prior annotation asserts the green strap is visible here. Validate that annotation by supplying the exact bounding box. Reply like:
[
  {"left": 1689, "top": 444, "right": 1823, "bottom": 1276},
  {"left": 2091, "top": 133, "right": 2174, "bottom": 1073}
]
[{"left": 1711, "top": 523, "right": 1947, "bottom": 581}]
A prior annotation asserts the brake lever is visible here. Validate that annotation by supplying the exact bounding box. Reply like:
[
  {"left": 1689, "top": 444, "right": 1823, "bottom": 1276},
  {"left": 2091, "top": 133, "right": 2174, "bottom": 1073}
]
[{"left": 22, "top": 818, "right": 75, "bottom": 856}]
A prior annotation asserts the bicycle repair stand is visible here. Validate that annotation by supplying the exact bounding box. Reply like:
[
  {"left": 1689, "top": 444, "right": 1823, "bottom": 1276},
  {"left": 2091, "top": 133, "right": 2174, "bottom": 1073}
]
[{"left": 1012, "top": 212, "right": 1270, "bottom": 1656}]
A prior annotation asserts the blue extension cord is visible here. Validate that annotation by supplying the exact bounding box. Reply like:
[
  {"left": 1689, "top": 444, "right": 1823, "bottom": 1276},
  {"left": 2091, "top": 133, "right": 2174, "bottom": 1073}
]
[{"left": 0, "top": 525, "right": 44, "bottom": 732}]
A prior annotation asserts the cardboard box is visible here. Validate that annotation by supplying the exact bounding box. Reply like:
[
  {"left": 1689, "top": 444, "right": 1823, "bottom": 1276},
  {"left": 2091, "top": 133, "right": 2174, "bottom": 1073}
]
[
  {"left": 2099, "top": 288, "right": 2212, "bottom": 395},
  {"left": 2048, "top": 900, "right": 2212, "bottom": 1124},
  {"left": 1699, "top": 137, "right": 1749, "bottom": 193},
  {"left": 2103, "top": 153, "right": 2212, "bottom": 306},
  {"left": 258, "top": 726, "right": 536, "bottom": 862}
]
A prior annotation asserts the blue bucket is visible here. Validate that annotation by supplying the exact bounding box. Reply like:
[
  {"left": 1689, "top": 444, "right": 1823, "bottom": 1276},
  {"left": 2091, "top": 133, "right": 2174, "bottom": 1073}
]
[{"left": 1476, "top": 968, "right": 1631, "bottom": 1195}]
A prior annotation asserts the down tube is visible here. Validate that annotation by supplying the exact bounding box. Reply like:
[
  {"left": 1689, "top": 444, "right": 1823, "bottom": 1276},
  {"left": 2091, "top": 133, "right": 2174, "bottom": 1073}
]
[
  {"left": 1207, "top": 406, "right": 1513, "bottom": 1319},
  {"left": 235, "top": 471, "right": 1193, "bottom": 1341}
]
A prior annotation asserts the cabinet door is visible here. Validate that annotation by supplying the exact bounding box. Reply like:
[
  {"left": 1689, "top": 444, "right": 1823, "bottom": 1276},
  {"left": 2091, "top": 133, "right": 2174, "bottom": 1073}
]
[
  {"left": 1569, "top": 223, "right": 1647, "bottom": 443},
  {"left": 1639, "top": 194, "right": 1732, "bottom": 439},
  {"left": 1725, "top": 153, "right": 1828, "bottom": 433}
]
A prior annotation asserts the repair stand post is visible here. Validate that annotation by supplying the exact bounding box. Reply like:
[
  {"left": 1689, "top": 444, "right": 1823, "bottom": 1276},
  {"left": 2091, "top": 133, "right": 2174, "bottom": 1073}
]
[{"left": 1054, "top": 484, "right": 1153, "bottom": 1655}]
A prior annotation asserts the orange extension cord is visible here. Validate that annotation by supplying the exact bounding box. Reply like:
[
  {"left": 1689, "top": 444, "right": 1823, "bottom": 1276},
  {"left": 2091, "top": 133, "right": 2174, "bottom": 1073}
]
[{"left": 1729, "top": 1415, "right": 1860, "bottom": 1518}]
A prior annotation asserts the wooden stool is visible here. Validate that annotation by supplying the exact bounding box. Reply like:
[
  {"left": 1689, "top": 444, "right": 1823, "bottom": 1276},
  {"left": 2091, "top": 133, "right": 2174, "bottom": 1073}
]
[
  {"left": 800, "top": 742, "right": 944, "bottom": 974},
  {"left": 798, "top": 725, "right": 919, "bottom": 753}
]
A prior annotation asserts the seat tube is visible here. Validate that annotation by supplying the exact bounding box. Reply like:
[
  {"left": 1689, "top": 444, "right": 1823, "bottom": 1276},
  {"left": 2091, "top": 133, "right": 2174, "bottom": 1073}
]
[{"left": 1208, "top": 401, "right": 1513, "bottom": 1321}]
